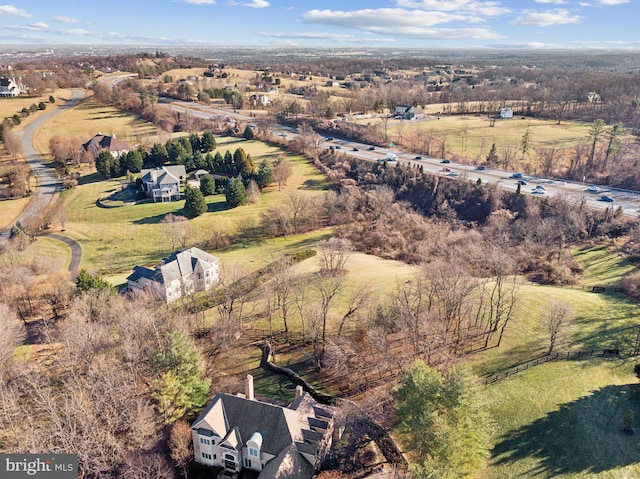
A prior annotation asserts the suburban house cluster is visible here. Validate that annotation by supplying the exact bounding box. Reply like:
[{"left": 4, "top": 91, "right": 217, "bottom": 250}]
[
  {"left": 126, "top": 247, "right": 218, "bottom": 303},
  {"left": 191, "top": 375, "right": 340, "bottom": 478}
]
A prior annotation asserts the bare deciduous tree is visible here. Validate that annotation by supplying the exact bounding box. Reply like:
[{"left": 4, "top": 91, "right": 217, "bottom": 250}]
[
  {"left": 169, "top": 420, "right": 192, "bottom": 479},
  {"left": 161, "top": 213, "right": 191, "bottom": 251},
  {"left": 273, "top": 158, "right": 292, "bottom": 191},
  {"left": 546, "top": 300, "right": 572, "bottom": 355},
  {"left": 318, "top": 237, "right": 353, "bottom": 276}
]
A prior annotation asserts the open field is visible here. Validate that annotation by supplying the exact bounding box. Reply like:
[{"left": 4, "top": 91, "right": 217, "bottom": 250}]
[
  {"left": 481, "top": 358, "right": 640, "bottom": 479},
  {"left": 60, "top": 138, "right": 328, "bottom": 274},
  {"left": 356, "top": 114, "right": 598, "bottom": 162},
  {"left": 0, "top": 196, "right": 32, "bottom": 229},
  {"left": 0, "top": 89, "right": 73, "bottom": 129},
  {"left": 471, "top": 245, "right": 640, "bottom": 478},
  {"left": 33, "top": 95, "right": 158, "bottom": 156}
]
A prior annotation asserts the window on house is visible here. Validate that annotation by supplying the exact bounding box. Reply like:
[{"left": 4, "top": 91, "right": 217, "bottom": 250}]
[
  {"left": 244, "top": 458, "right": 252, "bottom": 468},
  {"left": 200, "top": 438, "right": 211, "bottom": 445},
  {"left": 197, "top": 273, "right": 202, "bottom": 280},
  {"left": 249, "top": 448, "right": 258, "bottom": 457},
  {"left": 202, "top": 452, "right": 212, "bottom": 460}
]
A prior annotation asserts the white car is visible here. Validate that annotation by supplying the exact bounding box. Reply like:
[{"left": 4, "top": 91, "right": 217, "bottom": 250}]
[
  {"left": 587, "top": 185, "right": 600, "bottom": 193},
  {"left": 533, "top": 185, "right": 547, "bottom": 192},
  {"left": 446, "top": 171, "right": 459, "bottom": 177}
]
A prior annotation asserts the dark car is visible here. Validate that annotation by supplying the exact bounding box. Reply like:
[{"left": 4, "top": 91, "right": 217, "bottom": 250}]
[
  {"left": 518, "top": 180, "right": 527, "bottom": 185},
  {"left": 325, "top": 136, "right": 334, "bottom": 141},
  {"left": 510, "top": 172, "right": 523, "bottom": 179},
  {"left": 414, "top": 156, "right": 422, "bottom": 160},
  {"left": 440, "top": 159, "right": 451, "bottom": 164},
  {"left": 335, "top": 145, "right": 341, "bottom": 149},
  {"left": 600, "top": 195, "right": 614, "bottom": 202},
  {"left": 475, "top": 165, "right": 486, "bottom": 170},
  {"left": 368, "top": 146, "right": 375, "bottom": 151},
  {"left": 352, "top": 147, "right": 359, "bottom": 151}
]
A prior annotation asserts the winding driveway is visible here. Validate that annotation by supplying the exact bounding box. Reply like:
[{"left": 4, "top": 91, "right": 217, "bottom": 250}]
[{"left": 1, "top": 89, "right": 85, "bottom": 273}]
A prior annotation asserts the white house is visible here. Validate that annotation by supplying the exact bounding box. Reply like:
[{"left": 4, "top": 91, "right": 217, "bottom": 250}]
[
  {"left": 393, "top": 104, "right": 425, "bottom": 120},
  {"left": 500, "top": 107, "right": 513, "bottom": 119},
  {"left": 191, "top": 375, "right": 338, "bottom": 478},
  {"left": 0, "top": 78, "right": 24, "bottom": 97},
  {"left": 126, "top": 247, "right": 219, "bottom": 303},
  {"left": 140, "top": 165, "right": 186, "bottom": 202}
]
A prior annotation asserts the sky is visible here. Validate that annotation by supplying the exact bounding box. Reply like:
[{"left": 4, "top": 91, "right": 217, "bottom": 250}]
[{"left": 0, "top": 0, "right": 637, "bottom": 49}]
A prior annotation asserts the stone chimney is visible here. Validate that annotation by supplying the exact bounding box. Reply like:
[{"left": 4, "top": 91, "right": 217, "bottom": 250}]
[
  {"left": 295, "top": 385, "right": 304, "bottom": 399},
  {"left": 245, "top": 374, "right": 254, "bottom": 400}
]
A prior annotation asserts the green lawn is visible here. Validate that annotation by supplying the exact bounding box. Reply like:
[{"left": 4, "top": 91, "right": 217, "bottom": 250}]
[
  {"left": 481, "top": 359, "right": 640, "bottom": 479},
  {"left": 474, "top": 245, "right": 640, "bottom": 478},
  {"left": 61, "top": 138, "right": 329, "bottom": 274}
]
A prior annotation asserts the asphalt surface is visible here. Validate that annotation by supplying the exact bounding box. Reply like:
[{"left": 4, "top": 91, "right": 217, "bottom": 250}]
[
  {"left": 160, "top": 98, "right": 640, "bottom": 218},
  {"left": 45, "top": 233, "right": 82, "bottom": 276},
  {"left": 1, "top": 89, "right": 85, "bottom": 265}
]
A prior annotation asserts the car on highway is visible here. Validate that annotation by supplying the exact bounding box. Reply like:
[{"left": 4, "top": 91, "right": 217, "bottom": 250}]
[
  {"left": 600, "top": 195, "right": 614, "bottom": 202},
  {"left": 587, "top": 185, "right": 601, "bottom": 193},
  {"left": 325, "top": 136, "right": 334, "bottom": 141},
  {"left": 441, "top": 159, "right": 451, "bottom": 164},
  {"left": 531, "top": 187, "right": 546, "bottom": 195},
  {"left": 414, "top": 156, "right": 422, "bottom": 160},
  {"left": 510, "top": 172, "right": 523, "bottom": 179},
  {"left": 335, "top": 145, "right": 341, "bottom": 149},
  {"left": 368, "top": 146, "right": 375, "bottom": 151},
  {"left": 533, "top": 185, "right": 546, "bottom": 192},
  {"left": 517, "top": 180, "right": 528, "bottom": 186},
  {"left": 352, "top": 147, "right": 359, "bottom": 151},
  {"left": 475, "top": 165, "right": 486, "bottom": 170},
  {"left": 446, "top": 171, "right": 459, "bottom": 177},
  {"left": 278, "top": 133, "right": 287, "bottom": 137}
]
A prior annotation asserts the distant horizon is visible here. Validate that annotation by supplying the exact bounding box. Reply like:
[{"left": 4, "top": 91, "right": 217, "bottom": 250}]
[{"left": 0, "top": 1, "right": 637, "bottom": 50}]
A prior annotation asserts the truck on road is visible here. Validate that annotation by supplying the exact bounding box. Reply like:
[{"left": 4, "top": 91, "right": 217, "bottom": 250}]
[{"left": 386, "top": 153, "right": 398, "bottom": 161}]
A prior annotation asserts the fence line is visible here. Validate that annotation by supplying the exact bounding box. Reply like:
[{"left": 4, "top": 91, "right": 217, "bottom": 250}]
[{"left": 484, "top": 348, "right": 639, "bottom": 385}]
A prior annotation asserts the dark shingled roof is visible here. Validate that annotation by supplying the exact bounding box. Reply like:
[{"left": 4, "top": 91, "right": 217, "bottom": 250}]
[
  {"left": 257, "top": 443, "right": 315, "bottom": 479},
  {"left": 126, "top": 265, "right": 163, "bottom": 284},
  {"left": 82, "top": 134, "right": 131, "bottom": 154}
]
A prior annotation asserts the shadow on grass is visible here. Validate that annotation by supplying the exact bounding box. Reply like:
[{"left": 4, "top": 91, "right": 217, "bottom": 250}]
[
  {"left": 492, "top": 384, "right": 640, "bottom": 475},
  {"left": 132, "top": 213, "right": 169, "bottom": 225},
  {"left": 207, "top": 201, "right": 231, "bottom": 213},
  {"left": 303, "top": 177, "right": 329, "bottom": 190},
  {"left": 78, "top": 172, "right": 105, "bottom": 185}
]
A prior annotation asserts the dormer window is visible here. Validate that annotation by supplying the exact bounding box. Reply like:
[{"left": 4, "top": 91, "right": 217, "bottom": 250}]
[{"left": 249, "top": 447, "right": 258, "bottom": 457}]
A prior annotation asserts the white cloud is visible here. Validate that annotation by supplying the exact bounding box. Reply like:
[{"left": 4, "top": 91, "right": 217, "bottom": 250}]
[
  {"left": 579, "top": 2, "right": 590, "bottom": 5},
  {"left": 0, "top": 5, "right": 32, "bottom": 18},
  {"left": 258, "top": 31, "right": 355, "bottom": 41},
  {"left": 510, "top": 9, "right": 581, "bottom": 26},
  {"left": 305, "top": 8, "right": 468, "bottom": 28},
  {"left": 243, "top": 0, "right": 269, "bottom": 7},
  {"left": 535, "top": 0, "right": 566, "bottom": 3},
  {"left": 54, "top": 16, "right": 81, "bottom": 24},
  {"left": 182, "top": 0, "right": 215, "bottom": 4},
  {"left": 303, "top": 8, "right": 503, "bottom": 39},
  {"left": 598, "top": 0, "right": 628, "bottom": 4},
  {"left": 394, "top": 0, "right": 510, "bottom": 15}
]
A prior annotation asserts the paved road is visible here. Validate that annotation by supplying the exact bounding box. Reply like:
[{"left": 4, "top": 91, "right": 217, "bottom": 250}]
[
  {"left": 45, "top": 233, "right": 81, "bottom": 277},
  {"left": 0, "top": 89, "right": 84, "bottom": 247},
  {"left": 160, "top": 98, "right": 640, "bottom": 218}
]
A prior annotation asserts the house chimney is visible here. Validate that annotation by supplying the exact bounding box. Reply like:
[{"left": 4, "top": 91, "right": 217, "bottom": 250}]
[
  {"left": 295, "top": 385, "right": 304, "bottom": 399},
  {"left": 245, "top": 374, "right": 254, "bottom": 400}
]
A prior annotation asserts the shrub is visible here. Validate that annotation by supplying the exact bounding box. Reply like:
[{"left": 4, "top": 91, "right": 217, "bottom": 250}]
[
  {"left": 37, "top": 102, "right": 46, "bottom": 110},
  {"left": 184, "top": 186, "right": 207, "bottom": 218},
  {"left": 225, "top": 178, "right": 247, "bottom": 208},
  {"left": 49, "top": 95, "right": 55, "bottom": 103}
]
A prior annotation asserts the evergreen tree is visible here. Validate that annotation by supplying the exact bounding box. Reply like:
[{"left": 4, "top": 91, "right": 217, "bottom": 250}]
[
  {"left": 177, "top": 137, "right": 193, "bottom": 157},
  {"left": 149, "top": 143, "right": 169, "bottom": 167},
  {"left": 233, "top": 147, "right": 256, "bottom": 180},
  {"left": 210, "top": 151, "right": 224, "bottom": 172},
  {"left": 256, "top": 159, "right": 274, "bottom": 188},
  {"left": 189, "top": 133, "right": 201, "bottom": 153},
  {"left": 168, "top": 141, "right": 187, "bottom": 164},
  {"left": 193, "top": 151, "right": 207, "bottom": 170},
  {"left": 150, "top": 329, "right": 211, "bottom": 424},
  {"left": 243, "top": 125, "right": 254, "bottom": 140},
  {"left": 200, "top": 130, "right": 217, "bottom": 152},
  {"left": 184, "top": 186, "right": 207, "bottom": 217},
  {"left": 76, "top": 269, "right": 114, "bottom": 293},
  {"left": 199, "top": 174, "right": 215, "bottom": 196},
  {"left": 223, "top": 150, "right": 234, "bottom": 174},
  {"left": 125, "top": 149, "right": 143, "bottom": 173},
  {"left": 486, "top": 143, "right": 498, "bottom": 165},
  {"left": 95, "top": 150, "right": 115, "bottom": 178},
  {"left": 394, "top": 360, "right": 492, "bottom": 479},
  {"left": 225, "top": 177, "right": 248, "bottom": 207}
]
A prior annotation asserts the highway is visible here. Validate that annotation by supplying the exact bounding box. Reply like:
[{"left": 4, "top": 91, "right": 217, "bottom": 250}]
[{"left": 160, "top": 98, "right": 640, "bottom": 218}]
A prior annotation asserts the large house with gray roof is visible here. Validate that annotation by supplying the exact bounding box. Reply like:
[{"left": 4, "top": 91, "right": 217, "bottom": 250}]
[
  {"left": 140, "top": 165, "right": 186, "bottom": 202},
  {"left": 191, "top": 375, "right": 338, "bottom": 478},
  {"left": 0, "top": 77, "right": 24, "bottom": 97},
  {"left": 126, "top": 247, "right": 218, "bottom": 303}
]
